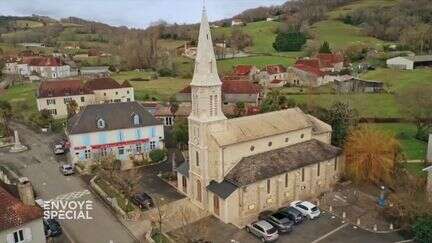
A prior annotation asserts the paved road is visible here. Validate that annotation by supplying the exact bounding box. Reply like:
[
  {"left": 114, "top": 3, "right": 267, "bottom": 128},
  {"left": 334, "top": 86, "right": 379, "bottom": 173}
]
[
  {"left": 170, "top": 213, "right": 405, "bottom": 243},
  {"left": 0, "top": 122, "right": 136, "bottom": 243}
]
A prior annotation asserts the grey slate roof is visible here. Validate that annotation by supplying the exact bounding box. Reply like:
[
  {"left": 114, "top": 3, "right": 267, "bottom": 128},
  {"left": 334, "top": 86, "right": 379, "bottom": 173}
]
[
  {"left": 67, "top": 102, "right": 162, "bottom": 135},
  {"left": 408, "top": 55, "right": 432, "bottom": 62},
  {"left": 176, "top": 161, "right": 189, "bottom": 177},
  {"left": 207, "top": 180, "right": 238, "bottom": 199},
  {"left": 225, "top": 139, "right": 342, "bottom": 187}
]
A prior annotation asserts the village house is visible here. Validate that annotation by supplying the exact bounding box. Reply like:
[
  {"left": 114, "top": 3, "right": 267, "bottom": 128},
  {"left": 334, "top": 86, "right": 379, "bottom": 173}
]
[
  {"left": 155, "top": 103, "right": 258, "bottom": 126},
  {"left": 67, "top": 102, "right": 164, "bottom": 166},
  {"left": 176, "top": 80, "right": 262, "bottom": 105},
  {"left": 315, "top": 53, "right": 344, "bottom": 72},
  {"left": 0, "top": 181, "right": 45, "bottom": 243},
  {"left": 334, "top": 77, "right": 384, "bottom": 93},
  {"left": 84, "top": 77, "right": 134, "bottom": 103},
  {"left": 386, "top": 55, "right": 432, "bottom": 70},
  {"left": 257, "top": 64, "right": 289, "bottom": 86},
  {"left": 36, "top": 78, "right": 135, "bottom": 119},
  {"left": 231, "top": 19, "right": 245, "bottom": 26},
  {"left": 289, "top": 64, "right": 330, "bottom": 87},
  {"left": 79, "top": 66, "right": 111, "bottom": 76},
  {"left": 25, "top": 56, "right": 71, "bottom": 79},
  {"left": 232, "top": 65, "right": 259, "bottom": 81},
  {"left": 36, "top": 79, "right": 95, "bottom": 118},
  {"left": 175, "top": 8, "right": 344, "bottom": 227}
]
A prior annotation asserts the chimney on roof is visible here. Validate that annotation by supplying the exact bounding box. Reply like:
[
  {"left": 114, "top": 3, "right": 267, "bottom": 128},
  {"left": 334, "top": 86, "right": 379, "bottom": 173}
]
[{"left": 17, "top": 177, "right": 35, "bottom": 206}]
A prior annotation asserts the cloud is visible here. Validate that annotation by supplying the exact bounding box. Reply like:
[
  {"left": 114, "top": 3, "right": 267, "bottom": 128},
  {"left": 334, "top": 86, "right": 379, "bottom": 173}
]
[{"left": 1, "top": 0, "right": 286, "bottom": 28}]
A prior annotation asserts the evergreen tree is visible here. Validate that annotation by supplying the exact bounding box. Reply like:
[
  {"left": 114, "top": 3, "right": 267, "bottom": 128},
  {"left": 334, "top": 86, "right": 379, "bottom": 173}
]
[
  {"left": 319, "top": 41, "right": 332, "bottom": 53},
  {"left": 272, "top": 32, "right": 307, "bottom": 52}
]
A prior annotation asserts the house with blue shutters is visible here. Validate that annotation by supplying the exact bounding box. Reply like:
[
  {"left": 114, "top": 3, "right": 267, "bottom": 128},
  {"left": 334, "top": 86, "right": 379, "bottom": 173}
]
[{"left": 66, "top": 102, "right": 164, "bottom": 166}]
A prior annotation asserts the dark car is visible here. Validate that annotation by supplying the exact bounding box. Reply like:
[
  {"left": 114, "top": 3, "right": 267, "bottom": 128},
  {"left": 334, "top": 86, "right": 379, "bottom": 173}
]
[
  {"left": 43, "top": 218, "right": 62, "bottom": 237},
  {"left": 264, "top": 212, "right": 294, "bottom": 233},
  {"left": 131, "top": 192, "right": 154, "bottom": 209},
  {"left": 279, "top": 206, "right": 304, "bottom": 224}
]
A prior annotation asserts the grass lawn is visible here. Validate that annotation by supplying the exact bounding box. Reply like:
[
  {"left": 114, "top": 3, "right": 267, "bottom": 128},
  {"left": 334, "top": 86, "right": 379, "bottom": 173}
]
[
  {"left": 310, "top": 20, "right": 387, "bottom": 50},
  {"left": 361, "top": 68, "right": 432, "bottom": 92},
  {"left": 403, "top": 162, "right": 428, "bottom": 177},
  {"left": 213, "top": 21, "right": 281, "bottom": 54},
  {"left": 217, "top": 55, "right": 296, "bottom": 74},
  {"left": 328, "top": 0, "right": 399, "bottom": 19},
  {"left": 0, "top": 83, "right": 38, "bottom": 120},
  {"left": 112, "top": 70, "right": 156, "bottom": 81},
  {"left": 96, "top": 178, "right": 135, "bottom": 213},
  {"left": 367, "top": 123, "right": 427, "bottom": 160},
  {"left": 290, "top": 93, "right": 400, "bottom": 118}
]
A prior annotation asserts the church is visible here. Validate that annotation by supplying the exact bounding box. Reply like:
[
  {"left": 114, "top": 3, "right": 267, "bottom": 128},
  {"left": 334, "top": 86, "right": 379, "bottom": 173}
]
[{"left": 176, "top": 7, "right": 344, "bottom": 227}]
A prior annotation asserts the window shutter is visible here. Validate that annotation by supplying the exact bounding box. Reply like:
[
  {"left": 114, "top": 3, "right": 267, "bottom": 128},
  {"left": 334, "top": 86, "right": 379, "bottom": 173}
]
[
  {"left": 6, "top": 233, "right": 14, "bottom": 243},
  {"left": 24, "top": 228, "right": 32, "bottom": 241}
]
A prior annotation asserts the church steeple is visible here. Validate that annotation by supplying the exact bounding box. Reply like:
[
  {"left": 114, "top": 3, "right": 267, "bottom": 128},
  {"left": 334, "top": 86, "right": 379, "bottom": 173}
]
[{"left": 191, "top": 6, "right": 221, "bottom": 86}]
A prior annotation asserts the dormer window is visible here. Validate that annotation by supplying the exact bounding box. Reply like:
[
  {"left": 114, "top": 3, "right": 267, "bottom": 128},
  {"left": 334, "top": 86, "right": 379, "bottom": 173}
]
[
  {"left": 133, "top": 114, "right": 140, "bottom": 125},
  {"left": 97, "top": 118, "right": 105, "bottom": 129}
]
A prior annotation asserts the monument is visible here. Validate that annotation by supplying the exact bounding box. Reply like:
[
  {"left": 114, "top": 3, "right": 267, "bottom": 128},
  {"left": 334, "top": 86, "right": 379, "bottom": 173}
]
[
  {"left": 427, "top": 134, "right": 432, "bottom": 163},
  {"left": 9, "top": 130, "right": 28, "bottom": 153},
  {"left": 423, "top": 166, "right": 432, "bottom": 202}
]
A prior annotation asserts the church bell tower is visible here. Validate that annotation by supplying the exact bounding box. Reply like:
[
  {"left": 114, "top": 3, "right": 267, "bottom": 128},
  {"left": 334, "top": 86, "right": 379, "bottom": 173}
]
[{"left": 187, "top": 6, "right": 226, "bottom": 207}]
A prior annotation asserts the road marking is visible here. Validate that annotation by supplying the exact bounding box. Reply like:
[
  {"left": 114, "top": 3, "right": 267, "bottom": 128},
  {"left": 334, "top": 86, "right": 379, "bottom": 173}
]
[
  {"left": 50, "top": 190, "right": 91, "bottom": 201},
  {"left": 311, "top": 223, "right": 349, "bottom": 243}
]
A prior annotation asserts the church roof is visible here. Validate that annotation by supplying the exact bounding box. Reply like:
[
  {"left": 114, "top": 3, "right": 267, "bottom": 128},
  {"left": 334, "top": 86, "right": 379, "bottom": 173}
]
[
  {"left": 225, "top": 139, "right": 342, "bottom": 187},
  {"left": 190, "top": 7, "right": 221, "bottom": 87},
  {"left": 209, "top": 108, "right": 313, "bottom": 146}
]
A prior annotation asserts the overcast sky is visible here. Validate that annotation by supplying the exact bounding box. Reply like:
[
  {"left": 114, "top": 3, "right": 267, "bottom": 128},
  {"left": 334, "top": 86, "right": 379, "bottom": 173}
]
[{"left": 1, "top": 0, "right": 287, "bottom": 28}]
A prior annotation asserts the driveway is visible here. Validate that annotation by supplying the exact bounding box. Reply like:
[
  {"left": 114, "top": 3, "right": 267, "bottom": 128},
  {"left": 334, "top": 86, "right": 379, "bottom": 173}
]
[
  {"left": 0, "top": 122, "right": 137, "bottom": 243},
  {"left": 136, "top": 158, "right": 185, "bottom": 205},
  {"left": 169, "top": 213, "right": 406, "bottom": 243}
]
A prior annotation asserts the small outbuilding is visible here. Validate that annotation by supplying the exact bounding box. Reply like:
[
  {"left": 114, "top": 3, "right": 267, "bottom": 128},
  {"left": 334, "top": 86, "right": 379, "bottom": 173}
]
[
  {"left": 334, "top": 78, "right": 384, "bottom": 93},
  {"left": 386, "top": 55, "right": 432, "bottom": 70}
]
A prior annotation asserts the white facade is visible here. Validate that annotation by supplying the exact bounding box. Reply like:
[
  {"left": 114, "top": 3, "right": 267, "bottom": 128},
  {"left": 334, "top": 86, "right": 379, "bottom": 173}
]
[
  {"left": 386, "top": 57, "right": 414, "bottom": 70},
  {"left": 37, "top": 94, "right": 95, "bottom": 119},
  {"left": 4, "top": 63, "right": 30, "bottom": 76},
  {"left": 69, "top": 124, "right": 164, "bottom": 164},
  {"left": 2, "top": 218, "right": 45, "bottom": 243},
  {"left": 93, "top": 87, "right": 134, "bottom": 104},
  {"left": 29, "top": 65, "right": 71, "bottom": 79}
]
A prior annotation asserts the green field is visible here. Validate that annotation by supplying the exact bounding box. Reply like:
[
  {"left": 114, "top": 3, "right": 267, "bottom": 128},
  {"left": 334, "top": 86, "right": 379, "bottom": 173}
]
[
  {"left": 217, "top": 55, "right": 296, "bottom": 74},
  {"left": 328, "top": 0, "right": 399, "bottom": 19},
  {"left": 290, "top": 93, "right": 400, "bottom": 118},
  {"left": 14, "top": 20, "right": 44, "bottom": 28},
  {"left": 367, "top": 123, "right": 427, "bottom": 160},
  {"left": 112, "top": 71, "right": 189, "bottom": 101},
  {"left": 361, "top": 68, "right": 432, "bottom": 92},
  {"left": 213, "top": 21, "right": 281, "bottom": 54},
  {"left": 310, "top": 20, "right": 387, "bottom": 50},
  {"left": 0, "top": 83, "right": 38, "bottom": 120}
]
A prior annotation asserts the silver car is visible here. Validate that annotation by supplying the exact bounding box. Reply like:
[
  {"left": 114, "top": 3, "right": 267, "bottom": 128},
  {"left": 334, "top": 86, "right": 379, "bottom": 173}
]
[
  {"left": 246, "top": 220, "right": 279, "bottom": 242},
  {"left": 60, "top": 164, "right": 74, "bottom": 176}
]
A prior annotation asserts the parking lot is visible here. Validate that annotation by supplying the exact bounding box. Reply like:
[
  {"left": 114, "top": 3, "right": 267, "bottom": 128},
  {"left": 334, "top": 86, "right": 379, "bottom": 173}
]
[{"left": 169, "top": 212, "right": 405, "bottom": 243}]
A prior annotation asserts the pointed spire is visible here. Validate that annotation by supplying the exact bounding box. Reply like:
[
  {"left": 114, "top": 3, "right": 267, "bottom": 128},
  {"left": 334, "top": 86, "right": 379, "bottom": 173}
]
[{"left": 191, "top": 6, "right": 221, "bottom": 86}]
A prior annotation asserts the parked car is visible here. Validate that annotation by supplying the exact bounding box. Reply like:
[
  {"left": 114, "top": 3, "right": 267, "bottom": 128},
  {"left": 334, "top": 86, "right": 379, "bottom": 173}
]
[
  {"left": 290, "top": 201, "right": 320, "bottom": 220},
  {"left": 278, "top": 206, "right": 304, "bottom": 224},
  {"left": 246, "top": 220, "right": 279, "bottom": 242},
  {"left": 53, "top": 144, "right": 65, "bottom": 155},
  {"left": 131, "top": 192, "right": 154, "bottom": 209},
  {"left": 264, "top": 212, "right": 294, "bottom": 233},
  {"left": 43, "top": 218, "right": 62, "bottom": 237},
  {"left": 59, "top": 164, "right": 74, "bottom": 176}
]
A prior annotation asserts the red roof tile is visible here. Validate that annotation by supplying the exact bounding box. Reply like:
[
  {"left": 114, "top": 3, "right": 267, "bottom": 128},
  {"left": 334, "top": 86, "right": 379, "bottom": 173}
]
[
  {"left": 266, "top": 65, "right": 287, "bottom": 74},
  {"left": 38, "top": 79, "right": 93, "bottom": 98},
  {"left": 294, "top": 64, "right": 326, "bottom": 77},
  {"left": 222, "top": 75, "right": 251, "bottom": 82},
  {"left": 316, "top": 53, "right": 344, "bottom": 68},
  {"left": 84, "top": 77, "right": 129, "bottom": 90},
  {"left": 0, "top": 186, "right": 42, "bottom": 231},
  {"left": 233, "top": 65, "right": 254, "bottom": 76},
  {"left": 179, "top": 81, "right": 261, "bottom": 95},
  {"left": 270, "top": 79, "right": 283, "bottom": 84},
  {"left": 22, "top": 56, "right": 64, "bottom": 66},
  {"left": 295, "top": 58, "right": 321, "bottom": 69}
]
